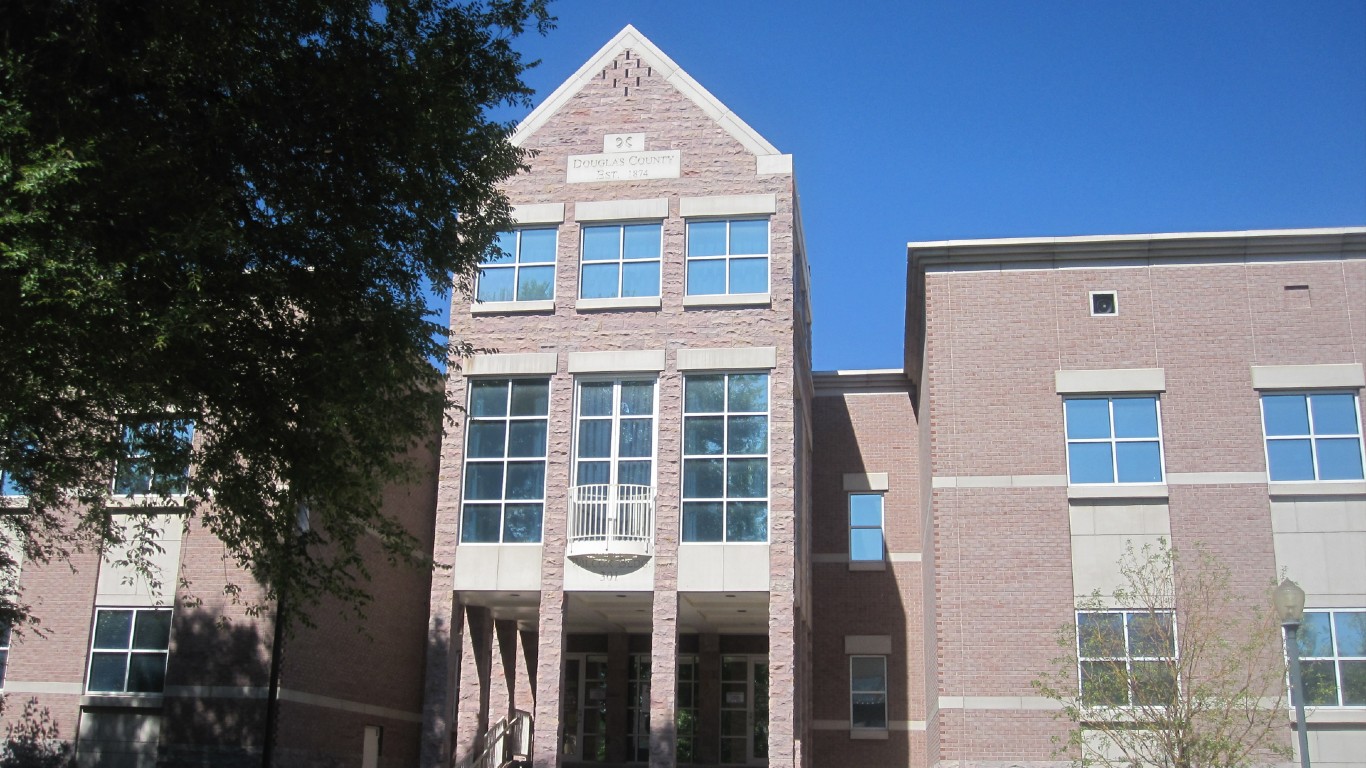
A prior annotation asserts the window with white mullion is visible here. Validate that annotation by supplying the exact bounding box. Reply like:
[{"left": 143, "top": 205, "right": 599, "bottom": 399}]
[
  {"left": 573, "top": 379, "right": 657, "bottom": 489},
  {"left": 580, "top": 223, "right": 662, "bottom": 299},
  {"left": 1261, "top": 392, "right": 1365, "bottom": 481},
  {"left": 1296, "top": 610, "right": 1366, "bottom": 706},
  {"left": 682, "top": 373, "right": 770, "bottom": 543},
  {"left": 477, "top": 228, "right": 557, "bottom": 303},
  {"left": 685, "top": 219, "right": 770, "bottom": 296},
  {"left": 1064, "top": 396, "right": 1164, "bottom": 484},
  {"left": 461, "top": 379, "right": 549, "bottom": 544},
  {"left": 1077, "top": 610, "right": 1177, "bottom": 707}
]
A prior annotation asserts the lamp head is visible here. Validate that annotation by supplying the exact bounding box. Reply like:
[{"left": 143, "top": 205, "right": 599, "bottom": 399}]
[{"left": 1273, "top": 578, "right": 1306, "bottom": 625}]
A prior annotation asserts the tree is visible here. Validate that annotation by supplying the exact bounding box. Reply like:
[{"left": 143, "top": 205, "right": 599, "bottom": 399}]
[
  {"left": 0, "top": 0, "right": 553, "bottom": 626},
  {"left": 1033, "top": 540, "right": 1292, "bottom": 768}
]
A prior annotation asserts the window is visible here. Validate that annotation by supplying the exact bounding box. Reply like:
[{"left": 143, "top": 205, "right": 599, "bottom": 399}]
[
  {"left": 573, "top": 379, "right": 656, "bottom": 489},
  {"left": 1297, "top": 610, "right": 1366, "bottom": 706},
  {"left": 86, "top": 607, "right": 172, "bottom": 693},
  {"left": 461, "top": 379, "right": 549, "bottom": 543},
  {"left": 676, "top": 656, "right": 699, "bottom": 764},
  {"left": 682, "top": 373, "right": 769, "bottom": 543},
  {"left": 1261, "top": 392, "right": 1365, "bottom": 481},
  {"left": 0, "top": 623, "right": 10, "bottom": 688},
  {"left": 686, "top": 219, "right": 769, "bottom": 295},
  {"left": 579, "top": 223, "right": 661, "bottom": 299},
  {"left": 627, "top": 654, "right": 651, "bottom": 762},
  {"left": 0, "top": 470, "right": 21, "bottom": 497},
  {"left": 1090, "top": 291, "right": 1117, "bottom": 316},
  {"left": 850, "top": 656, "right": 887, "bottom": 729},
  {"left": 849, "top": 494, "right": 884, "bottom": 561},
  {"left": 114, "top": 419, "right": 194, "bottom": 496},
  {"left": 477, "top": 228, "right": 556, "bottom": 303},
  {"left": 1064, "top": 396, "right": 1163, "bottom": 484},
  {"left": 1077, "top": 610, "right": 1176, "bottom": 706}
]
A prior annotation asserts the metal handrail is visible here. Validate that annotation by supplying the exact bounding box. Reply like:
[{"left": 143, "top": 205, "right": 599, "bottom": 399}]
[
  {"left": 568, "top": 483, "right": 655, "bottom": 553},
  {"left": 466, "top": 709, "right": 533, "bottom": 768}
]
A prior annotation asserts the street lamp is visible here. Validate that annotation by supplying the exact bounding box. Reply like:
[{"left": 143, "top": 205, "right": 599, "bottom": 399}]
[{"left": 1273, "top": 578, "right": 1311, "bottom": 768}]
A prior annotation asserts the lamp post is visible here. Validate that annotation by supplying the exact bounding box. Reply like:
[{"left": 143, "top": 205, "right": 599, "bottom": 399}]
[
  {"left": 1274, "top": 578, "right": 1311, "bottom": 768},
  {"left": 262, "top": 503, "right": 311, "bottom": 768}
]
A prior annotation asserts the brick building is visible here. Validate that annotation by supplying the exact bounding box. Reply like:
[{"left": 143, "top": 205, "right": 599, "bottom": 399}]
[{"left": 2, "top": 22, "right": 1364, "bottom": 768}]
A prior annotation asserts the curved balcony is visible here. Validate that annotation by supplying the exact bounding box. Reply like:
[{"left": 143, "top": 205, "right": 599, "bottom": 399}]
[{"left": 567, "top": 484, "right": 655, "bottom": 564}]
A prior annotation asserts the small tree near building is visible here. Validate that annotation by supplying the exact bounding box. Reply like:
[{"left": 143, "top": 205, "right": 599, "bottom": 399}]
[{"left": 1033, "top": 539, "right": 1292, "bottom": 768}]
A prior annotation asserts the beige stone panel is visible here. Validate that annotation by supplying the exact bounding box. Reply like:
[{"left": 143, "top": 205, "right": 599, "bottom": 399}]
[
  {"left": 1304, "top": 729, "right": 1366, "bottom": 767},
  {"left": 562, "top": 557, "right": 655, "bottom": 591},
  {"left": 95, "top": 513, "right": 184, "bottom": 607},
  {"left": 1069, "top": 502, "right": 1171, "bottom": 601},
  {"left": 451, "top": 545, "right": 544, "bottom": 593},
  {"left": 1273, "top": 498, "right": 1366, "bottom": 604}
]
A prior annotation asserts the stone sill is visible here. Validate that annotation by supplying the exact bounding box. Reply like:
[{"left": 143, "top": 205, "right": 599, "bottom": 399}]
[
  {"left": 1066, "top": 484, "right": 1168, "bottom": 500},
  {"left": 1298, "top": 708, "right": 1366, "bottom": 725},
  {"left": 105, "top": 495, "right": 191, "bottom": 509},
  {"left": 849, "top": 560, "right": 886, "bottom": 572},
  {"left": 1267, "top": 481, "right": 1366, "bottom": 498},
  {"left": 682, "top": 293, "right": 771, "bottom": 308},
  {"left": 849, "top": 728, "right": 889, "bottom": 740},
  {"left": 82, "top": 693, "right": 164, "bottom": 709},
  {"left": 575, "top": 296, "right": 661, "bottom": 311},
  {"left": 470, "top": 299, "right": 554, "bottom": 315}
]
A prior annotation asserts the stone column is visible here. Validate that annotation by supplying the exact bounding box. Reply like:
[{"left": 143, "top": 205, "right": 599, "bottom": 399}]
[
  {"left": 532, "top": 591, "right": 568, "bottom": 768},
  {"left": 515, "top": 627, "right": 538, "bottom": 717},
  {"left": 767, "top": 590, "right": 797, "bottom": 767},
  {"left": 649, "top": 590, "right": 679, "bottom": 768},
  {"left": 606, "top": 632, "right": 631, "bottom": 763},
  {"left": 420, "top": 591, "right": 462, "bottom": 768},
  {"left": 696, "top": 633, "right": 721, "bottom": 765},
  {"left": 493, "top": 619, "right": 520, "bottom": 723},
  {"left": 455, "top": 605, "right": 494, "bottom": 766}
]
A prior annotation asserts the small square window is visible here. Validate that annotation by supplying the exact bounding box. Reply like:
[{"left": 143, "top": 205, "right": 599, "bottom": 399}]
[
  {"left": 86, "top": 607, "right": 172, "bottom": 694},
  {"left": 1090, "top": 291, "right": 1117, "bottom": 316},
  {"left": 1077, "top": 610, "right": 1176, "bottom": 706},
  {"left": 114, "top": 419, "right": 194, "bottom": 497}
]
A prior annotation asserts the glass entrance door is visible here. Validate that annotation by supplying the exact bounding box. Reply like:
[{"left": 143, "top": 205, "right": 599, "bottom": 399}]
[
  {"left": 561, "top": 655, "right": 608, "bottom": 762},
  {"left": 720, "top": 656, "right": 768, "bottom": 765}
]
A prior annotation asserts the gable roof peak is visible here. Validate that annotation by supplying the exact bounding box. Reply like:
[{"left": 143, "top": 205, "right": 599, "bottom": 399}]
[{"left": 510, "top": 24, "right": 780, "bottom": 157}]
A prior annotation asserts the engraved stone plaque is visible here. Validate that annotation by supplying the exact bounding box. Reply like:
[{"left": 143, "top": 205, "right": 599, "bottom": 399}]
[{"left": 567, "top": 150, "right": 681, "bottom": 183}]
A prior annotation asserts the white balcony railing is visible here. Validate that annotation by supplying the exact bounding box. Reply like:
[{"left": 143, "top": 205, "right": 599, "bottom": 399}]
[{"left": 567, "top": 483, "right": 655, "bottom": 561}]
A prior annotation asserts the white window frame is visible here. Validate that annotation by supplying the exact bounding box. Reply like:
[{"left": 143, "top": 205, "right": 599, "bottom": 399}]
[
  {"left": 1089, "top": 290, "right": 1118, "bottom": 316},
  {"left": 570, "top": 377, "right": 659, "bottom": 491},
  {"left": 1076, "top": 609, "right": 1177, "bottom": 707},
  {"left": 681, "top": 372, "right": 771, "bottom": 544},
  {"left": 112, "top": 418, "right": 194, "bottom": 499},
  {"left": 578, "top": 222, "right": 663, "bottom": 300},
  {"left": 476, "top": 227, "right": 557, "bottom": 304},
  {"left": 0, "top": 622, "right": 10, "bottom": 689},
  {"left": 848, "top": 493, "right": 885, "bottom": 562},
  {"left": 459, "top": 378, "right": 550, "bottom": 544},
  {"left": 1297, "top": 609, "right": 1366, "bottom": 707},
  {"left": 684, "top": 218, "right": 771, "bottom": 296},
  {"left": 849, "top": 655, "right": 888, "bottom": 730},
  {"left": 85, "top": 606, "right": 173, "bottom": 694},
  {"left": 1259, "top": 391, "right": 1365, "bottom": 483},
  {"left": 1063, "top": 396, "right": 1166, "bottom": 485}
]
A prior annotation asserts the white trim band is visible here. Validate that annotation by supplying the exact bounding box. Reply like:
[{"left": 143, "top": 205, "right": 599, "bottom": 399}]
[{"left": 676, "top": 347, "right": 777, "bottom": 371}]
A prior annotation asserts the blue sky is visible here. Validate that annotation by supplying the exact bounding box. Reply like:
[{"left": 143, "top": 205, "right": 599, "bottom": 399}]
[{"left": 445, "top": 0, "right": 1366, "bottom": 371}]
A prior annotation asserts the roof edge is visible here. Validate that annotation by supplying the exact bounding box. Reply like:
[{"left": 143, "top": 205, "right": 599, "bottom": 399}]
[{"left": 510, "top": 25, "right": 781, "bottom": 156}]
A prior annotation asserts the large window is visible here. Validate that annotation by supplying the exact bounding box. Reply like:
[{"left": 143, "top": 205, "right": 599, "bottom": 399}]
[
  {"left": 682, "top": 373, "right": 769, "bottom": 543},
  {"left": 477, "top": 228, "right": 556, "bottom": 303},
  {"left": 461, "top": 379, "right": 549, "bottom": 543},
  {"left": 86, "top": 607, "right": 172, "bottom": 693},
  {"left": 1064, "top": 396, "right": 1163, "bottom": 484},
  {"left": 573, "top": 380, "right": 656, "bottom": 489},
  {"left": 1261, "top": 392, "right": 1364, "bottom": 481},
  {"left": 850, "top": 655, "right": 887, "bottom": 729},
  {"left": 580, "top": 223, "right": 662, "bottom": 299},
  {"left": 686, "top": 219, "right": 769, "bottom": 295},
  {"left": 849, "top": 493, "right": 884, "bottom": 562},
  {"left": 1077, "top": 610, "right": 1176, "bottom": 706},
  {"left": 114, "top": 419, "right": 194, "bottom": 496},
  {"left": 1297, "top": 610, "right": 1366, "bottom": 706}
]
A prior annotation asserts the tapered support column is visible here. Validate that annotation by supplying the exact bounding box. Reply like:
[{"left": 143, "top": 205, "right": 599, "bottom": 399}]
[
  {"left": 420, "top": 592, "right": 463, "bottom": 768},
  {"left": 493, "top": 619, "right": 521, "bottom": 724},
  {"left": 649, "top": 590, "right": 679, "bottom": 768},
  {"left": 455, "top": 605, "right": 494, "bottom": 766},
  {"left": 532, "top": 591, "right": 568, "bottom": 768}
]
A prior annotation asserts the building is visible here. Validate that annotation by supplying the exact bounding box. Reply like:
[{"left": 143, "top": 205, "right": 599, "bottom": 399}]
[
  {"left": 1, "top": 439, "right": 438, "bottom": 766},
  {"left": 3, "top": 21, "right": 1364, "bottom": 768},
  {"left": 419, "top": 24, "right": 1366, "bottom": 768}
]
